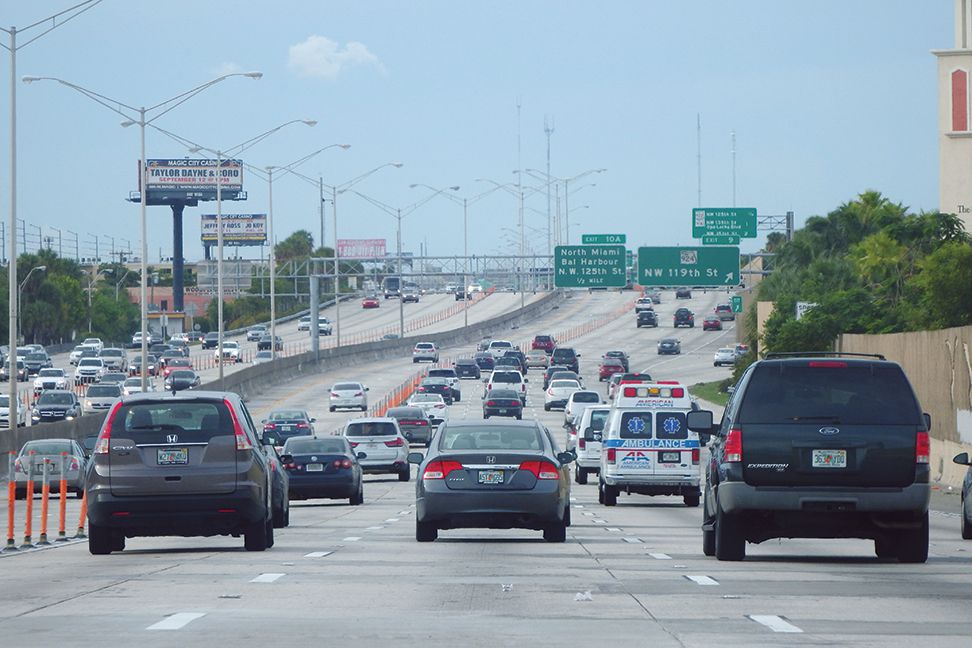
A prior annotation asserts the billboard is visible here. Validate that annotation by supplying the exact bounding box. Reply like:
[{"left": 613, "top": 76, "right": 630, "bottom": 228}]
[
  {"left": 337, "top": 238, "right": 386, "bottom": 258},
  {"left": 200, "top": 214, "right": 267, "bottom": 245},
  {"left": 144, "top": 159, "right": 244, "bottom": 201}
]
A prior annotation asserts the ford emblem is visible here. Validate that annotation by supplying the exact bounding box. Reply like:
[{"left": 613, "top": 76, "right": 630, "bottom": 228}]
[{"left": 818, "top": 427, "right": 840, "bottom": 436}]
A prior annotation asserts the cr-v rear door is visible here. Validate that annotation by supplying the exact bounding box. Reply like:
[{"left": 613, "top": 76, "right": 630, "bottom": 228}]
[
  {"left": 733, "top": 361, "right": 923, "bottom": 488},
  {"left": 108, "top": 399, "right": 238, "bottom": 496}
]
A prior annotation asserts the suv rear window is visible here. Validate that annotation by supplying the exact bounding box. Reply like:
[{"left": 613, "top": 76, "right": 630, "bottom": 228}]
[
  {"left": 572, "top": 392, "right": 600, "bottom": 403},
  {"left": 619, "top": 412, "right": 652, "bottom": 439},
  {"left": 534, "top": 336, "right": 551, "bottom": 342},
  {"left": 738, "top": 364, "right": 922, "bottom": 426},
  {"left": 492, "top": 372, "right": 521, "bottom": 383},
  {"left": 345, "top": 421, "right": 398, "bottom": 437},
  {"left": 428, "top": 369, "right": 456, "bottom": 378},
  {"left": 116, "top": 401, "right": 233, "bottom": 442},
  {"left": 584, "top": 410, "right": 610, "bottom": 440}
]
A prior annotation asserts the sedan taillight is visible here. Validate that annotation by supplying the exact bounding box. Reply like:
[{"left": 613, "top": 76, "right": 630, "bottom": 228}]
[
  {"left": 423, "top": 460, "right": 463, "bottom": 479},
  {"left": 385, "top": 438, "right": 405, "bottom": 448},
  {"left": 519, "top": 460, "right": 560, "bottom": 480}
]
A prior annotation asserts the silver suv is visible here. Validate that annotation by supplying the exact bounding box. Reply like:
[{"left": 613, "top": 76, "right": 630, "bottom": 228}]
[{"left": 85, "top": 391, "right": 275, "bottom": 554}]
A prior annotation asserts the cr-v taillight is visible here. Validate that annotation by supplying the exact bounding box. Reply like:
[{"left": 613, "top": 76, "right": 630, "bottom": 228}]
[
  {"left": 94, "top": 402, "right": 123, "bottom": 454},
  {"left": 724, "top": 428, "right": 742, "bottom": 463},
  {"left": 224, "top": 399, "right": 252, "bottom": 450},
  {"left": 915, "top": 431, "right": 930, "bottom": 464}
]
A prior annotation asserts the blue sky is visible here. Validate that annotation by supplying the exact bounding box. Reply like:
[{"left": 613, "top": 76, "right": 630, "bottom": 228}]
[{"left": 0, "top": 0, "right": 952, "bottom": 263}]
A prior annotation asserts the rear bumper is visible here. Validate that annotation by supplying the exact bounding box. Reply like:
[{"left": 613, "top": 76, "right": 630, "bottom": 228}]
[
  {"left": 401, "top": 428, "right": 433, "bottom": 444},
  {"left": 360, "top": 461, "right": 407, "bottom": 475},
  {"left": 418, "top": 483, "right": 564, "bottom": 529},
  {"left": 287, "top": 473, "right": 357, "bottom": 499},
  {"left": 717, "top": 481, "right": 931, "bottom": 515},
  {"left": 86, "top": 488, "right": 267, "bottom": 536}
]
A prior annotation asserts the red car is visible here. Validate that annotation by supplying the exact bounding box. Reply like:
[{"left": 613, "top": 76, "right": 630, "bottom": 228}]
[
  {"left": 531, "top": 334, "right": 557, "bottom": 354},
  {"left": 598, "top": 358, "right": 626, "bottom": 381},
  {"left": 162, "top": 357, "right": 193, "bottom": 377},
  {"left": 702, "top": 315, "right": 723, "bottom": 331},
  {"left": 362, "top": 296, "right": 380, "bottom": 309}
]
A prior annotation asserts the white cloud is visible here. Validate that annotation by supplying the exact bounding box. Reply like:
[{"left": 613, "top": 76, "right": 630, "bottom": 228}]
[{"left": 287, "top": 35, "right": 385, "bottom": 79}]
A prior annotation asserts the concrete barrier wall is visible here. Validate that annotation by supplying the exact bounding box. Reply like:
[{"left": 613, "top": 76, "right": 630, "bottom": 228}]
[
  {"left": 839, "top": 325, "right": 972, "bottom": 486},
  {"left": 0, "top": 291, "right": 565, "bottom": 459}
]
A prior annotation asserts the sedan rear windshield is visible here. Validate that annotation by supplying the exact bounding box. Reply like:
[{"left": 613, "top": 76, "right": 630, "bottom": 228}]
[
  {"left": 21, "top": 441, "right": 73, "bottom": 456},
  {"left": 387, "top": 407, "right": 424, "bottom": 419},
  {"left": 345, "top": 422, "right": 398, "bottom": 437},
  {"left": 284, "top": 438, "right": 348, "bottom": 454},
  {"left": 440, "top": 425, "right": 541, "bottom": 451},
  {"left": 333, "top": 383, "right": 362, "bottom": 391},
  {"left": 738, "top": 364, "right": 922, "bottom": 425},
  {"left": 486, "top": 390, "right": 520, "bottom": 400},
  {"left": 114, "top": 401, "right": 233, "bottom": 441}
]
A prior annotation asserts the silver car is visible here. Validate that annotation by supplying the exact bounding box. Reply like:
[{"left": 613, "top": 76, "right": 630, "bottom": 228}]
[
  {"left": 343, "top": 418, "right": 410, "bottom": 481},
  {"left": 0, "top": 393, "right": 27, "bottom": 427},
  {"left": 329, "top": 381, "right": 369, "bottom": 412},
  {"left": 412, "top": 342, "right": 439, "bottom": 363},
  {"left": 83, "top": 383, "right": 123, "bottom": 415},
  {"left": 713, "top": 347, "right": 737, "bottom": 367},
  {"left": 15, "top": 438, "right": 87, "bottom": 498},
  {"left": 544, "top": 379, "right": 582, "bottom": 411}
]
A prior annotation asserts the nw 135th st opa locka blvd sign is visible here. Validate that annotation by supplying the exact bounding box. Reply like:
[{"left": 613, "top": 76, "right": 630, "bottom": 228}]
[{"left": 554, "top": 245, "right": 626, "bottom": 288}]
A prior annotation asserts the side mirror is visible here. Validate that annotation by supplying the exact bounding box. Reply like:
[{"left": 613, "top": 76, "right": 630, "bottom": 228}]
[
  {"left": 954, "top": 452, "right": 971, "bottom": 466},
  {"left": 699, "top": 433, "right": 712, "bottom": 446},
  {"left": 356, "top": 452, "right": 367, "bottom": 460},
  {"left": 686, "top": 410, "right": 715, "bottom": 433},
  {"left": 278, "top": 454, "right": 293, "bottom": 464},
  {"left": 310, "top": 417, "right": 316, "bottom": 423},
  {"left": 575, "top": 353, "right": 581, "bottom": 357},
  {"left": 482, "top": 377, "right": 489, "bottom": 383},
  {"left": 557, "top": 451, "right": 576, "bottom": 465},
  {"left": 524, "top": 378, "right": 529, "bottom": 383},
  {"left": 407, "top": 452, "right": 424, "bottom": 464},
  {"left": 923, "top": 413, "right": 931, "bottom": 430},
  {"left": 364, "top": 387, "right": 370, "bottom": 392},
  {"left": 82, "top": 436, "right": 97, "bottom": 455}
]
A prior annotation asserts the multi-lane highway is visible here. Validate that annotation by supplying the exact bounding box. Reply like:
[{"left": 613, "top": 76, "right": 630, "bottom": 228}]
[{"left": 1, "top": 290, "right": 969, "bottom": 646}]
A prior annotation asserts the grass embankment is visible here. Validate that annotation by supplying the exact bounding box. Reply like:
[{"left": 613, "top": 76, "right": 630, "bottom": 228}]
[{"left": 690, "top": 380, "right": 730, "bottom": 407}]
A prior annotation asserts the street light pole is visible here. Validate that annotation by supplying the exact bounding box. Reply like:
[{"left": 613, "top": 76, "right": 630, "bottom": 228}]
[
  {"left": 18, "top": 265, "right": 46, "bottom": 343},
  {"left": 267, "top": 166, "right": 277, "bottom": 360},
  {"left": 463, "top": 197, "right": 468, "bottom": 328},
  {"left": 397, "top": 208, "right": 404, "bottom": 339}
]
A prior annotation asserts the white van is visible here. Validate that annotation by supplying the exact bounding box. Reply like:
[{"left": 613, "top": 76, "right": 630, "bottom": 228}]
[
  {"left": 573, "top": 406, "right": 610, "bottom": 484},
  {"left": 599, "top": 382, "right": 701, "bottom": 507}
]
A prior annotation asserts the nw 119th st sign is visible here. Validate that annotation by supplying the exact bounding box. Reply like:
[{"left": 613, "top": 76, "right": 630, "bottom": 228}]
[
  {"left": 637, "top": 246, "right": 740, "bottom": 286},
  {"left": 554, "top": 245, "right": 626, "bottom": 288}
]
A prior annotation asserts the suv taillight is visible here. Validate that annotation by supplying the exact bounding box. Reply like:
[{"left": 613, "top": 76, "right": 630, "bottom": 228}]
[
  {"left": 578, "top": 438, "right": 586, "bottom": 450},
  {"left": 606, "top": 448, "right": 616, "bottom": 464},
  {"left": 724, "top": 428, "right": 742, "bottom": 463},
  {"left": 915, "top": 431, "right": 930, "bottom": 464},
  {"left": 224, "top": 399, "right": 252, "bottom": 451},
  {"left": 94, "top": 402, "right": 123, "bottom": 454},
  {"left": 385, "top": 438, "right": 405, "bottom": 448}
]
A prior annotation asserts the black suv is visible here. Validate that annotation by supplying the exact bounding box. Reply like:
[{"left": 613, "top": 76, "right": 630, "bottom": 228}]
[
  {"left": 202, "top": 332, "right": 220, "bottom": 349},
  {"left": 550, "top": 347, "right": 580, "bottom": 373},
  {"left": 688, "top": 353, "right": 931, "bottom": 563},
  {"left": 85, "top": 391, "right": 275, "bottom": 554},
  {"left": 636, "top": 310, "right": 658, "bottom": 328},
  {"left": 673, "top": 308, "right": 695, "bottom": 328}
]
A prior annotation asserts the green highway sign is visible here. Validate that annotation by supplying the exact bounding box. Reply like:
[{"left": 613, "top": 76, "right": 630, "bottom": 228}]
[
  {"left": 555, "top": 245, "right": 626, "bottom": 288},
  {"left": 692, "top": 208, "right": 757, "bottom": 239},
  {"left": 582, "top": 233, "right": 626, "bottom": 245},
  {"left": 702, "top": 235, "right": 740, "bottom": 245},
  {"left": 730, "top": 295, "right": 743, "bottom": 313},
  {"left": 637, "top": 246, "right": 740, "bottom": 287}
]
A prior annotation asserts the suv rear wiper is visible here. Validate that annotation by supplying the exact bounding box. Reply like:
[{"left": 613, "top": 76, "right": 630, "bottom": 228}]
[
  {"left": 785, "top": 416, "right": 841, "bottom": 422},
  {"left": 128, "top": 423, "right": 183, "bottom": 431}
]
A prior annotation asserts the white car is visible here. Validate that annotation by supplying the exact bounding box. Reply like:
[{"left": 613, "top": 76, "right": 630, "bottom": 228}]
[
  {"left": 246, "top": 325, "right": 267, "bottom": 341},
  {"left": 544, "top": 379, "right": 582, "bottom": 411},
  {"left": 0, "top": 393, "right": 27, "bottom": 427},
  {"left": 487, "top": 340, "right": 515, "bottom": 360},
  {"left": 98, "top": 347, "right": 128, "bottom": 372},
  {"left": 406, "top": 393, "right": 449, "bottom": 420},
  {"left": 564, "top": 390, "right": 603, "bottom": 428},
  {"left": 216, "top": 340, "right": 242, "bottom": 363},
  {"left": 634, "top": 297, "right": 655, "bottom": 313},
  {"left": 82, "top": 383, "right": 122, "bottom": 415},
  {"left": 318, "top": 317, "right": 333, "bottom": 336},
  {"left": 467, "top": 282, "right": 484, "bottom": 293},
  {"left": 329, "top": 381, "right": 369, "bottom": 412},
  {"left": 122, "top": 376, "right": 155, "bottom": 395},
  {"left": 297, "top": 316, "right": 312, "bottom": 331},
  {"left": 69, "top": 345, "right": 85, "bottom": 366},
  {"left": 343, "top": 418, "right": 410, "bottom": 481},
  {"left": 412, "top": 342, "right": 439, "bottom": 363},
  {"left": 253, "top": 350, "right": 273, "bottom": 364},
  {"left": 483, "top": 369, "right": 528, "bottom": 404},
  {"left": 33, "top": 368, "right": 68, "bottom": 394},
  {"left": 573, "top": 406, "right": 610, "bottom": 484},
  {"left": 74, "top": 357, "right": 106, "bottom": 384},
  {"left": 82, "top": 337, "right": 104, "bottom": 353},
  {"left": 714, "top": 347, "right": 737, "bottom": 367}
]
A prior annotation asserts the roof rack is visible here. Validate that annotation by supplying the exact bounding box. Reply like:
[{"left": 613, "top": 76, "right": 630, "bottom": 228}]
[{"left": 763, "top": 351, "right": 886, "bottom": 361}]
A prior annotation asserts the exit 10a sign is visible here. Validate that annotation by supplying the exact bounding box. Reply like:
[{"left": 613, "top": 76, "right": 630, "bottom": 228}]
[
  {"left": 582, "top": 233, "right": 626, "bottom": 245},
  {"left": 638, "top": 246, "right": 740, "bottom": 286}
]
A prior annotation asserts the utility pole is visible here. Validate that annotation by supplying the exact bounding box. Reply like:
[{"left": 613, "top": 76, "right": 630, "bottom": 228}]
[
  {"left": 697, "top": 113, "right": 702, "bottom": 208},
  {"left": 544, "top": 115, "right": 554, "bottom": 289},
  {"left": 731, "top": 130, "right": 737, "bottom": 208}
]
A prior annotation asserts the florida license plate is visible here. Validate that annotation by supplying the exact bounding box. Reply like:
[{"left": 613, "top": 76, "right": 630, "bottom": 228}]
[
  {"left": 478, "top": 470, "right": 504, "bottom": 485},
  {"left": 660, "top": 451, "right": 681, "bottom": 463},
  {"left": 812, "top": 449, "right": 847, "bottom": 468},
  {"left": 306, "top": 463, "right": 323, "bottom": 472},
  {"left": 497, "top": 409, "right": 507, "bottom": 414},
  {"left": 157, "top": 448, "right": 188, "bottom": 465}
]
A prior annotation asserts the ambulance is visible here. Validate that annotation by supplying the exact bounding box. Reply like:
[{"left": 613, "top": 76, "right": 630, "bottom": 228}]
[{"left": 598, "top": 381, "right": 701, "bottom": 507}]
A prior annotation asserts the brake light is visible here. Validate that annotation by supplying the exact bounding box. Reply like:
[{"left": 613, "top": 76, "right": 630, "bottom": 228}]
[
  {"left": 94, "top": 401, "right": 123, "bottom": 454},
  {"left": 623, "top": 387, "right": 636, "bottom": 397},
  {"left": 416, "top": 420, "right": 428, "bottom": 426},
  {"left": 333, "top": 458, "right": 353, "bottom": 469},
  {"left": 296, "top": 423, "right": 309, "bottom": 429},
  {"left": 724, "top": 428, "right": 742, "bottom": 463},
  {"left": 283, "top": 462, "right": 297, "bottom": 470},
  {"left": 578, "top": 438, "right": 586, "bottom": 450},
  {"left": 224, "top": 399, "right": 252, "bottom": 451},
  {"left": 691, "top": 448, "right": 700, "bottom": 465},
  {"left": 519, "top": 460, "right": 560, "bottom": 479},
  {"left": 330, "top": 392, "right": 339, "bottom": 398},
  {"left": 70, "top": 458, "right": 80, "bottom": 470},
  {"left": 808, "top": 361, "right": 847, "bottom": 368},
  {"left": 349, "top": 441, "right": 359, "bottom": 448},
  {"left": 606, "top": 448, "right": 616, "bottom": 464},
  {"left": 486, "top": 400, "right": 496, "bottom": 406},
  {"left": 264, "top": 423, "right": 276, "bottom": 430},
  {"left": 417, "top": 387, "right": 426, "bottom": 392},
  {"left": 354, "top": 391, "right": 363, "bottom": 397},
  {"left": 423, "top": 460, "right": 463, "bottom": 479},
  {"left": 671, "top": 388, "right": 684, "bottom": 398},
  {"left": 385, "top": 438, "right": 405, "bottom": 447},
  {"left": 915, "top": 431, "right": 930, "bottom": 464}
]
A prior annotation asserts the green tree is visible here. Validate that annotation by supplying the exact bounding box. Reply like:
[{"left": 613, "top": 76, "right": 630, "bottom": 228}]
[
  {"left": 275, "top": 230, "right": 314, "bottom": 262},
  {"left": 905, "top": 241, "right": 972, "bottom": 329}
]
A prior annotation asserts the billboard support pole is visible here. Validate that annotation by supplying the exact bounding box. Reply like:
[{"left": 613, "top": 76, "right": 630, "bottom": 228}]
[
  {"left": 333, "top": 185, "right": 340, "bottom": 347},
  {"left": 267, "top": 167, "right": 277, "bottom": 360},
  {"left": 171, "top": 202, "right": 185, "bottom": 312}
]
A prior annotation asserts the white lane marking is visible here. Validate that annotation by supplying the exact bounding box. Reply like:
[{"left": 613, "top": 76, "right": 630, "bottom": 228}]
[
  {"left": 250, "top": 573, "right": 285, "bottom": 583},
  {"left": 573, "top": 504, "right": 584, "bottom": 509},
  {"left": 342, "top": 536, "right": 362, "bottom": 542},
  {"left": 749, "top": 615, "right": 803, "bottom": 634},
  {"left": 384, "top": 518, "right": 400, "bottom": 523},
  {"left": 147, "top": 612, "right": 206, "bottom": 630},
  {"left": 648, "top": 552, "right": 672, "bottom": 560},
  {"left": 684, "top": 575, "right": 719, "bottom": 586},
  {"left": 365, "top": 526, "right": 384, "bottom": 531},
  {"left": 583, "top": 511, "right": 595, "bottom": 516},
  {"left": 606, "top": 527, "right": 622, "bottom": 532},
  {"left": 592, "top": 519, "right": 607, "bottom": 525},
  {"left": 623, "top": 537, "right": 642, "bottom": 544},
  {"left": 569, "top": 497, "right": 577, "bottom": 502},
  {"left": 398, "top": 510, "right": 411, "bottom": 515},
  {"left": 304, "top": 551, "right": 332, "bottom": 558}
]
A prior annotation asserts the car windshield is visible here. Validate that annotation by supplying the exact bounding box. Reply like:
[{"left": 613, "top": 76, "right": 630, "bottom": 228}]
[
  {"left": 551, "top": 380, "right": 580, "bottom": 389},
  {"left": 86, "top": 386, "right": 120, "bottom": 397},
  {"left": 440, "top": 425, "right": 541, "bottom": 451},
  {"left": 387, "top": 407, "right": 424, "bottom": 419},
  {"left": 283, "top": 437, "right": 348, "bottom": 454},
  {"left": 428, "top": 369, "right": 456, "bottom": 377},
  {"left": 487, "top": 390, "right": 519, "bottom": 399},
  {"left": 270, "top": 411, "right": 306, "bottom": 421},
  {"left": 26, "top": 353, "right": 46, "bottom": 360},
  {"left": 492, "top": 373, "right": 520, "bottom": 383},
  {"left": 21, "top": 441, "right": 73, "bottom": 455},
  {"left": 170, "top": 371, "right": 195, "bottom": 379},
  {"left": 345, "top": 421, "right": 398, "bottom": 437},
  {"left": 572, "top": 392, "right": 600, "bottom": 403},
  {"left": 78, "top": 359, "right": 101, "bottom": 367},
  {"left": 38, "top": 369, "right": 62, "bottom": 377},
  {"left": 422, "top": 378, "right": 449, "bottom": 386},
  {"left": 738, "top": 364, "right": 922, "bottom": 425},
  {"left": 409, "top": 394, "right": 443, "bottom": 403},
  {"left": 333, "top": 383, "right": 362, "bottom": 391},
  {"left": 38, "top": 393, "right": 74, "bottom": 405}
]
